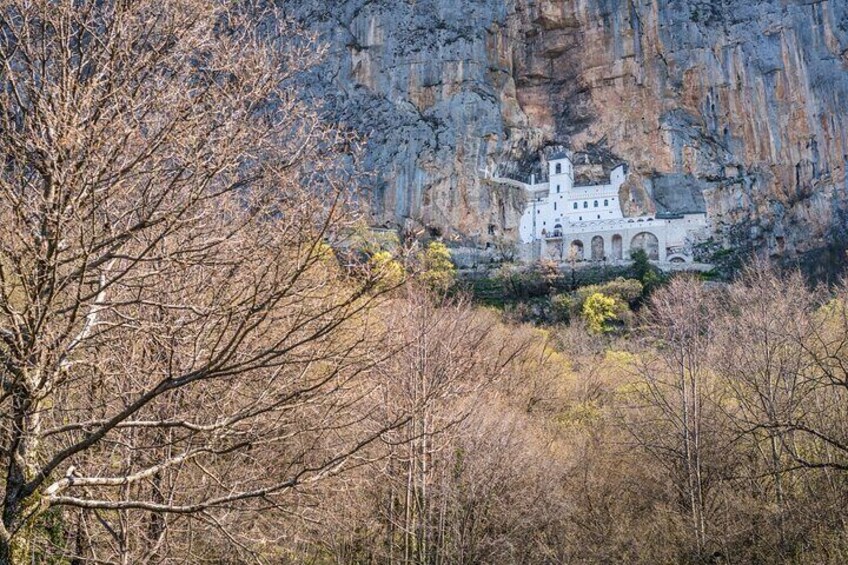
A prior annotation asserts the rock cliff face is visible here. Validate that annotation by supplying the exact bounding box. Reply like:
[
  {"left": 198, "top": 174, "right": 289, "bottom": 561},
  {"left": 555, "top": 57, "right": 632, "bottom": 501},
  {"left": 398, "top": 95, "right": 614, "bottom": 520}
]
[{"left": 288, "top": 0, "right": 848, "bottom": 257}]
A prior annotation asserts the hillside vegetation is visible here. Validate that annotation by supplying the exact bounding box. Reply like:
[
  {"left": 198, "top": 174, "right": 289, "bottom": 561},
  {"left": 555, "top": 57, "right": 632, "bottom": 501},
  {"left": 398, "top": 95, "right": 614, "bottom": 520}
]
[{"left": 0, "top": 2, "right": 846, "bottom": 563}]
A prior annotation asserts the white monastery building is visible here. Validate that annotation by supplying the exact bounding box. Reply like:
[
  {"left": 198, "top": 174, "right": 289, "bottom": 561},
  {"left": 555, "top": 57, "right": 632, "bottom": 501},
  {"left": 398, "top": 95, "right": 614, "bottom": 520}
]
[{"left": 497, "top": 152, "right": 709, "bottom": 264}]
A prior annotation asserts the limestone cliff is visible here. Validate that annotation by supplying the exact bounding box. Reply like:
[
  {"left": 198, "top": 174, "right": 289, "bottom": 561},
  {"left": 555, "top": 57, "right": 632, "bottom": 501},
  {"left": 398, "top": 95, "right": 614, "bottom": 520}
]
[{"left": 287, "top": 0, "right": 848, "bottom": 258}]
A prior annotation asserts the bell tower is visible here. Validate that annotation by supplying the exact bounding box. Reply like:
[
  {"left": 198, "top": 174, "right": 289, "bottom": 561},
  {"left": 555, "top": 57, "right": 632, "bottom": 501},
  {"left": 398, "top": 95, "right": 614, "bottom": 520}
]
[{"left": 548, "top": 152, "right": 574, "bottom": 192}]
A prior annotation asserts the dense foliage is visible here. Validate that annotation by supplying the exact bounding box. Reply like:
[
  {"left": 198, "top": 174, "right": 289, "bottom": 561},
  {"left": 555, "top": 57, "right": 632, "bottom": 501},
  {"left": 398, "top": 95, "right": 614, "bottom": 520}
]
[
  {"left": 2, "top": 1, "right": 847, "bottom": 562},
  {"left": 279, "top": 266, "right": 848, "bottom": 564}
]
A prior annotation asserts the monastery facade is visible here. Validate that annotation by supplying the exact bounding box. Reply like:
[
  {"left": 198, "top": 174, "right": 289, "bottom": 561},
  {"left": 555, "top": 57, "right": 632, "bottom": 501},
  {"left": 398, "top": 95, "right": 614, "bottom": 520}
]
[{"left": 498, "top": 153, "right": 709, "bottom": 264}]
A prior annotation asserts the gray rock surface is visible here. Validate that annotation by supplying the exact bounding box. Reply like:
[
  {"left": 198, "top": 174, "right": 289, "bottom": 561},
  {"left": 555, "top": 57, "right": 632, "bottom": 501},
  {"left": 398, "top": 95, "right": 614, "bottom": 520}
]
[{"left": 286, "top": 0, "right": 848, "bottom": 257}]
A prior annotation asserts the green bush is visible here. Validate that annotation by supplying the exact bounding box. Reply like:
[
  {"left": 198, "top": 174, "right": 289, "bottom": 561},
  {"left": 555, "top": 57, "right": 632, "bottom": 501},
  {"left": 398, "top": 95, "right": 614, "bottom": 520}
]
[
  {"left": 630, "top": 248, "right": 651, "bottom": 279},
  {"left": 573, "top": 278, "right": 644, "bottom": 313},
  {"left": 369, "top": 250, "right": 405, "bottom": 291},
  {"left": 419, "top": 241, "right": 456, "bottom": 293},
  {"left": 494, "top": 264, "right": 548, "bottom": 299},
  {"left": 582, "top": 293, "right": 619, "bottom": 334},
  {"left": 350, "top": 223, "right": 400, "bottom": 256},
  {"left": 641, "top": 269, "right": 662, "bottom": 294},
  {"left": 551, "top": 294, "right": 574, "bottom": 323},
  {"left": 629, "top": 248, "right": 665, "bottom": 296}
]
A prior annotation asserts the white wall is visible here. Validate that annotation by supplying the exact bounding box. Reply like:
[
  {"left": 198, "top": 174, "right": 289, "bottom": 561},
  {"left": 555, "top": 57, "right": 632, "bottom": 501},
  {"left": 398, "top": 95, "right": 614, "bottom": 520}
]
[
  {"left": 535, "top": 215, "right": 709, "bottom": 263},
  {"left": 519, "top": 160, "right": 626, "bottom": 242},
  {"left": 516, "top": 160, "right": 708, "bottom": 263}
]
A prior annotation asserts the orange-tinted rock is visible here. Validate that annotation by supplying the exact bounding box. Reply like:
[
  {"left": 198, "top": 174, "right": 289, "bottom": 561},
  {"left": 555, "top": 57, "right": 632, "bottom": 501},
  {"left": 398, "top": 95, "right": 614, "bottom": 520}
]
[{"left": 292, "top": 0, "right": 848, "bottom": 256}]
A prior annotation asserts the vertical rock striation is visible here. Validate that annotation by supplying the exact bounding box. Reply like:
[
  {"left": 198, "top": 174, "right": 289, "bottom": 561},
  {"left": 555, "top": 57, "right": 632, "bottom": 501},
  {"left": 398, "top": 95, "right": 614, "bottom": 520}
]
[
  {"left": 284, "top": 0, "right": 526, "bottom": 243},
  {"left": 517, "top": 0, "right": 848, "bottom": 257},
  {"left": 290, "top": 0, "right": 848, "bottom": 257}
]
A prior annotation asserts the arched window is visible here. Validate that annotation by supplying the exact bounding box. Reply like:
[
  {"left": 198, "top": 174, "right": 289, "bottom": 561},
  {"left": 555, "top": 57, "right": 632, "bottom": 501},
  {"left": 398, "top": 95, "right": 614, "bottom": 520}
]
[
  {"left": 631, "top": 232, "right": 660, "bottom": 260},
  {"left": 604, "top": 199, "right": 609, "bottom": 206},
  {"left": 583, "top": 201, "right": 588, "bottom": 208},
  {"left": 594, "top": 200, "right": 598, "bottom": 207},
  {"left": 611, "top": 234, "right": 623, "bottom": 260},
  {"left": 591, "top": 236, "right": 604, "bottom": 261},
  {"left": 555, "top": 163, "right": 562, "bottom": 174},
  {"left": 573, "top": 202, "right": 578, "bottom": 210}
]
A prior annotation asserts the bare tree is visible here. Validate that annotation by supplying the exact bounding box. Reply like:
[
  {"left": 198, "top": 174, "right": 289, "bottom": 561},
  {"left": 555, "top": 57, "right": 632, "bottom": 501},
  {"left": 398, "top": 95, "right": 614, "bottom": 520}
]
[
  {"left": 0, "top": 1, "right": 403, "bottom": 561},
  {"left": 708, "top": 265, "right": 848, "bottom": 555},
  {"left": 624, "top": 276, "right": 724, "bottom": 557},
  {"left": 297, "top": 294, "right": 570, "bottom": 565},
  {"left": 708, "top": 266, "right": 815, "bottom": 551},
  {"left": 786, "top": 276, "right": 848, "bottom": 472},
  {"left": 376, "top": 291, "right": 502, "bottom": 565}
]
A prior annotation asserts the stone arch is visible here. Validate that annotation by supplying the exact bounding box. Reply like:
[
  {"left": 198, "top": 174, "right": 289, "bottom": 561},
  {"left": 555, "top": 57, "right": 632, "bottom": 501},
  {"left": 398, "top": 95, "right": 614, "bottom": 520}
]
[
  {"left": 667, "top": 254, "right": 688, "bottom": 264},
  {"left": 569, "top": 240, "right": 584, "bottom": 261},
  {"left": 553, "top": 223, "right": 563, "bottom": 237},
  {"left": 611, "top": 234, "right": 623, "bottom": 260},
  {"left": 591, "top": 235, "right": 604, "bottom": 261},
  {"left": 630, "top": 232, "right": 659, "bottom": 260}
]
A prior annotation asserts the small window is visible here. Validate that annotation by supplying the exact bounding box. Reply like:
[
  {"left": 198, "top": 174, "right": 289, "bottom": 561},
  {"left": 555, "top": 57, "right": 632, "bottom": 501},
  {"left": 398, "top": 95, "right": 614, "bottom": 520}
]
[
  {"left": 583, "top": 201, "right": 588, "bottom": 208},
  {"left": 597, "top": 215, "right": 601, "bottom": 219},
  {"left": 557, "top": 185, "right": 561, "bottom": 193},
  {"left": 579, "top": 216, "right": 582, "bottom": 221},
  {"left": 594, "top": 200, "right": 598, "bottom": 207},
  {"left": 554, "top": 202, "right": 557, "bottom": 211},
  {"left": 573, "top": 202, "right": 578, "bottom": 210},
  {"left": 555, "top": 163, "right": 562, "bottom": 174},
  {"left": 604, "top": 199, "right": 609, "bottom": 206}
]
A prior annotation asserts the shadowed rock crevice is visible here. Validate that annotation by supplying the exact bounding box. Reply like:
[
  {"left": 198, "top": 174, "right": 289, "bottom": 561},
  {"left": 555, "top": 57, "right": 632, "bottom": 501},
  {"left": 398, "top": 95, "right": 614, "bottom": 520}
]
[{"left": 285, "top": 0, "right": 848, "bottom": 259}]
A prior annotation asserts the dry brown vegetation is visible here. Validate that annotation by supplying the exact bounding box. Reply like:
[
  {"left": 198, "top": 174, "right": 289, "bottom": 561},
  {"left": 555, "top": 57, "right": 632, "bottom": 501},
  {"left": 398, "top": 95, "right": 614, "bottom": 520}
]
[
  {"left": 268, "top": 267, "right": 848, "bottom": 565},
  {"left": 1, "top": 1, "right": 848, "bottom": 563},
  {"left": 0, "top": 1, "right": 401, "bottom": 560}
]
